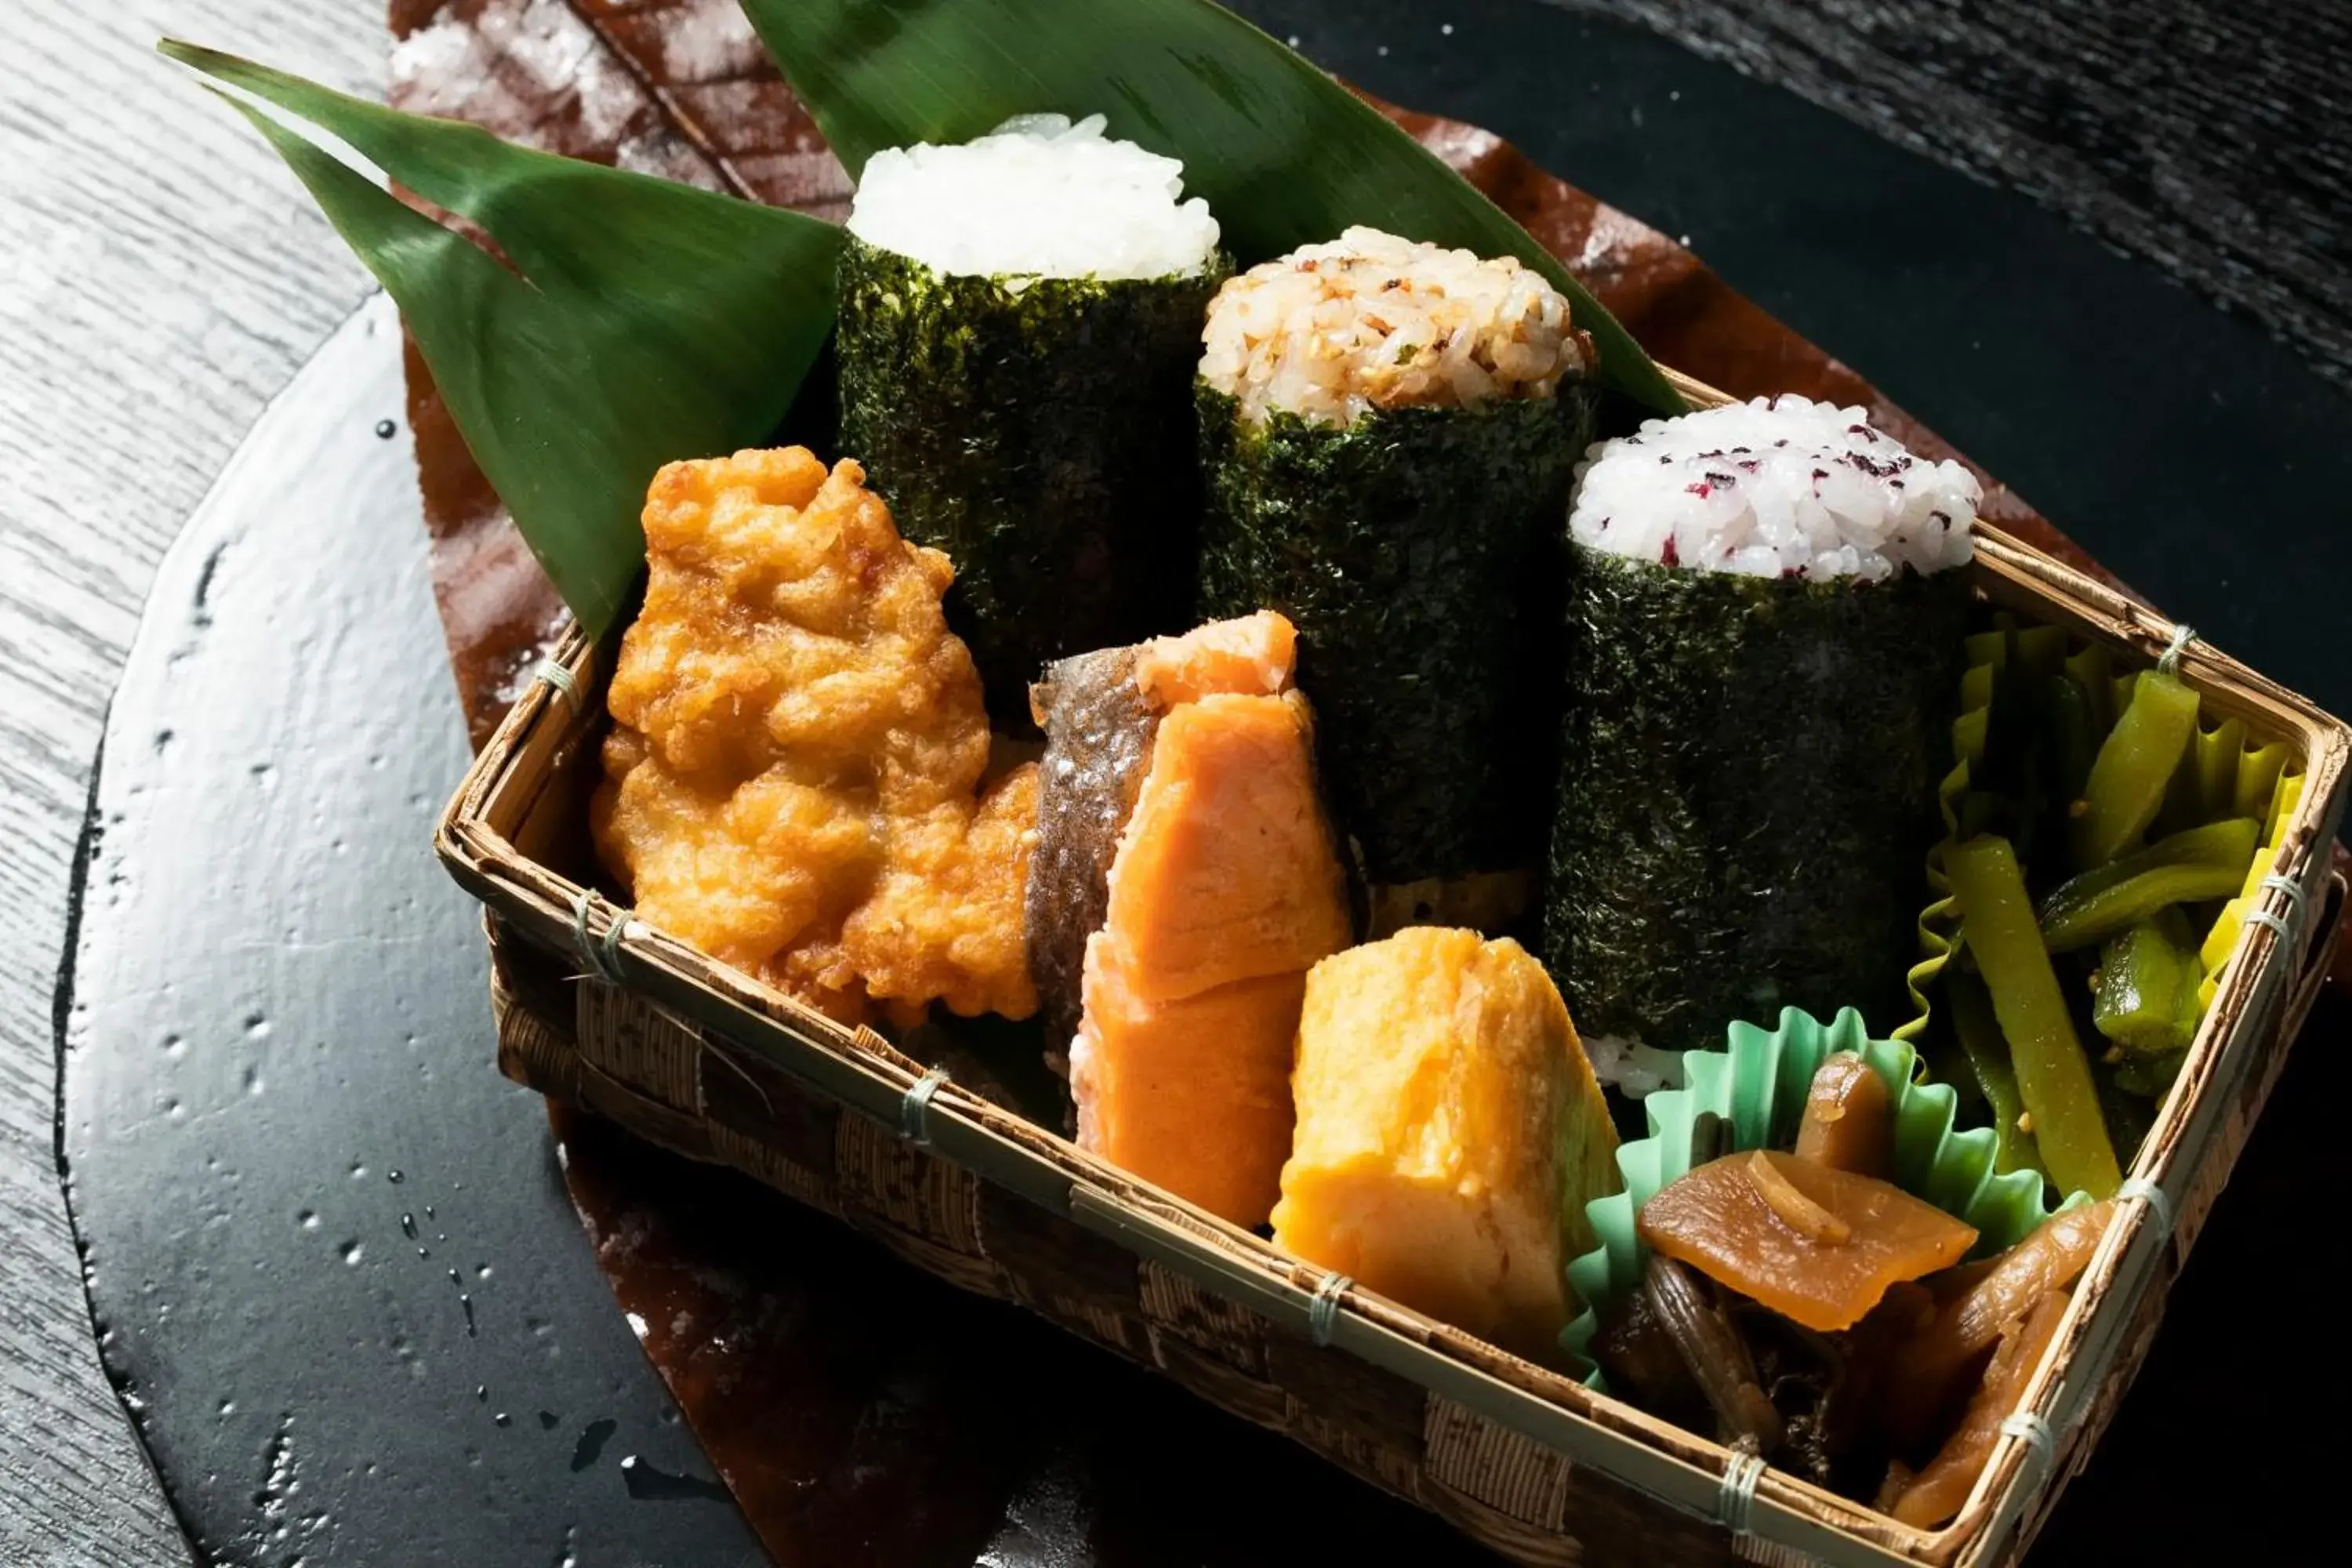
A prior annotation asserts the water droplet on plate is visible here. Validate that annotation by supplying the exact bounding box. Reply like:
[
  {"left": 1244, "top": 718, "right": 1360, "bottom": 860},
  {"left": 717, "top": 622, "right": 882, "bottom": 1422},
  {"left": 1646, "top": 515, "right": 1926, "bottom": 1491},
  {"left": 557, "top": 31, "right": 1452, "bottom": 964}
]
[
  {"left": 569, "top": 1418, "right": 615, "bottom": 1472},
  {"left": 619, "top": 1454, "right": 728, "bottom": 1503}
]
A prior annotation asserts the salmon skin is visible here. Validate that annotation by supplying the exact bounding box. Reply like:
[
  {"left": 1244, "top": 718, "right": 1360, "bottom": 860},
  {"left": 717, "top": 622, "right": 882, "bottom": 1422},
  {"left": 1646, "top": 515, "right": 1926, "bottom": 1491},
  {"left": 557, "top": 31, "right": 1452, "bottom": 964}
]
[{"left": 1026, "top": 645, "right": 1160, "bottom": 1052}]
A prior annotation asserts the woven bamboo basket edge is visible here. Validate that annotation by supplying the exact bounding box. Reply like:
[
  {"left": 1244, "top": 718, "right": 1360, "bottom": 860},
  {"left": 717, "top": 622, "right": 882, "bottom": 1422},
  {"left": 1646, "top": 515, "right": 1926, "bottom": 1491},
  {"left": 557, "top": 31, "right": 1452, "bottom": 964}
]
[{"left": 430, "top": 367, "right": 2352, "bottom": 1568}]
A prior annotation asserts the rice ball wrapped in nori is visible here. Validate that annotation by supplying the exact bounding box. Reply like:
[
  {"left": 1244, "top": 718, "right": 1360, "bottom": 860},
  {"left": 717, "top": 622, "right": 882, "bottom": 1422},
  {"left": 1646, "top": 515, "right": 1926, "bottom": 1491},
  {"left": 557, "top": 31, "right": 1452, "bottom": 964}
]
[
  {"left": 1196, "top": 227, "right": 1599, "bottom": 931},
  {"left": 1544, "top": 395, "right": 1978, "bottom": 1066},
  {"left": 839, "top": 114, "right": 1229, "bottom": 721}
]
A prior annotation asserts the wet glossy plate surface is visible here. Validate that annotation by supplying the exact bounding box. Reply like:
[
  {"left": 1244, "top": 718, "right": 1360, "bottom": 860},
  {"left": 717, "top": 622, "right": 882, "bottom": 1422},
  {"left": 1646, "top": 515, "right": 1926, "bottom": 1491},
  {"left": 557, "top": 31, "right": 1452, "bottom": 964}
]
[{"left": 60, "top": 299, "right": 768, "bottom": 1568}]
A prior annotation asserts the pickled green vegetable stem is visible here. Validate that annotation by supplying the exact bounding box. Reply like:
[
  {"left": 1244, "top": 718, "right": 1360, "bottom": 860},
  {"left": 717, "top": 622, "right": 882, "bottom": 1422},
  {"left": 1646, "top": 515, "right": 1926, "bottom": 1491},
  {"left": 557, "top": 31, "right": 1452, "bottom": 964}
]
[
  {"left": 2113, "top": 1051, "right": 2187, "bottom": 1096},
  {"left": 2069, "top": 670, "right": 2201, "bottom": 868},
  {"left": 2063, "top": 644, "right": 2115, "bottom": 739},
  {"left": 2038, "top": 817, "right": 2260, "bottom": 952},
  {"left": 2092, "top": 914, "right": 2201, "bottom": 1053},
  {"left": 1945, "top": 969, "right": 2047, "bottom": 1180},
  {"left": 2044, "top": 674, "right": 2096, "bottom": 807},
  {"left": 1947, "top": 836, "right": 2122, "bottom": 1199}
]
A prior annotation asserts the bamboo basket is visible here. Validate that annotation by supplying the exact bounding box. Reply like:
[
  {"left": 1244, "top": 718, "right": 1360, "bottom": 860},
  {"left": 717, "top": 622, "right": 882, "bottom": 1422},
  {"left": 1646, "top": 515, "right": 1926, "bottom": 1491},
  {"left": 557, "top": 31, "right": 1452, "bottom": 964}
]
[{"left": 434, "top": 371, "right": 2350, "bottom": 1567}]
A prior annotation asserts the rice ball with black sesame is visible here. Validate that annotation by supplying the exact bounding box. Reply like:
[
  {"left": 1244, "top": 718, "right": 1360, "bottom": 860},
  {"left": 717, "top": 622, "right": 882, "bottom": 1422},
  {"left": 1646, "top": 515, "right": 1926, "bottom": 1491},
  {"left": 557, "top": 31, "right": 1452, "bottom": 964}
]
[
  {"left": 1545, "top": 395, "right": 1977, "bottom": 1070},
  {"left": 1568, "top": 394, "right": 1978, "bottom": 582}
]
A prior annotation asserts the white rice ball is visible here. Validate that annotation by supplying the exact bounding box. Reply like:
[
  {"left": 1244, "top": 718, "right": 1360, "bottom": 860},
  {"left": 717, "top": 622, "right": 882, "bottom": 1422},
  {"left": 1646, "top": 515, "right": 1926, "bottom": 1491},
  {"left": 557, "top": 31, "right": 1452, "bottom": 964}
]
[
  {"left": 1569, "top": 395, "right": 1980, "bottom": 581},
  {"left": 848, "top": 113, "right": 1220, "bottom": 282}
]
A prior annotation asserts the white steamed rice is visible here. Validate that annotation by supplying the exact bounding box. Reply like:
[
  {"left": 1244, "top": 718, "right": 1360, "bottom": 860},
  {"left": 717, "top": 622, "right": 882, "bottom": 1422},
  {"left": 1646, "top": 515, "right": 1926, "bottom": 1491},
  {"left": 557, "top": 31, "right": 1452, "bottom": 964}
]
[
  {"left": 1581, "top": 1035, "right": 1689, "bottom": 1099},
  {"left": 847, "top": 113, "right": 1220, "bottom": 281},
  {"left": 1569, "top": 395, "right": 1980, "bottom": 581},
  {"left": 1199, "top": 226, "right": 1588, "bottom": 426}
]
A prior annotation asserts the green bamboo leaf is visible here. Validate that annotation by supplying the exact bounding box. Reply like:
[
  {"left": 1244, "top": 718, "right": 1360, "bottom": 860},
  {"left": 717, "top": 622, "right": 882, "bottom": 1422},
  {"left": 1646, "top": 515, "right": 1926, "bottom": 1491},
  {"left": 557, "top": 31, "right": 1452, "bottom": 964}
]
[
  {"left": 160, "top": 41, "right": 844, "bottom": 636},
  {"left": 739, "top": 0, "right": 1683, "bottom": 414}
]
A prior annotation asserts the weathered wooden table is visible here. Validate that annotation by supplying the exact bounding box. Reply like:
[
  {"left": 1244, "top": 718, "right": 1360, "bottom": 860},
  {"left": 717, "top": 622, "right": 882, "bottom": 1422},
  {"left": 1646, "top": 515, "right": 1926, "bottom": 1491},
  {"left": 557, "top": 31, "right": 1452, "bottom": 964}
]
[{"left": 3, "top": 2, "right": 2344, "bottom": 1563}]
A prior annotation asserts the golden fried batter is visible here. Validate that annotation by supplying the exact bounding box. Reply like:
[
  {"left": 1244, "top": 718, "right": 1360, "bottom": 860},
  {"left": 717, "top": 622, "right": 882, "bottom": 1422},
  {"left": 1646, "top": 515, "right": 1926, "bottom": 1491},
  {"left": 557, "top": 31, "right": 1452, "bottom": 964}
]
[{"left": 592, "top": 448, "right": 1039, "bottom": 1024}]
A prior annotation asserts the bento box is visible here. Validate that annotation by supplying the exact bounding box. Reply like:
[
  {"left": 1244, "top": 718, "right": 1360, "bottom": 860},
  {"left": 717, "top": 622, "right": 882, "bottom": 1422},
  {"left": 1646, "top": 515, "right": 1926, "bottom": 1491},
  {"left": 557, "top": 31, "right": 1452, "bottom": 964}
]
[{"left": 436, "top": 370, "right": 2350, "bottom": 1568}]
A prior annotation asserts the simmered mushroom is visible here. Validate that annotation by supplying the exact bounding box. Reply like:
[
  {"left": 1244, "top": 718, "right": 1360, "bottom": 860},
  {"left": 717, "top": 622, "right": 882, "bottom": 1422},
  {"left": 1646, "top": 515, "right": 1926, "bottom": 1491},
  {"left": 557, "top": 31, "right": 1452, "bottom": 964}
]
[{"left": 1642, "top": 1254, "right": 1783, "bottom": 1456}]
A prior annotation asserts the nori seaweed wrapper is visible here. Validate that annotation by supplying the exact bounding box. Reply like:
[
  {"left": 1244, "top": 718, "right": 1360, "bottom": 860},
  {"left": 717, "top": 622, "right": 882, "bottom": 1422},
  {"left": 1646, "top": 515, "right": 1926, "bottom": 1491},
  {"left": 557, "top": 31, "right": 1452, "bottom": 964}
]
[
  {"left": 1543, "top": 545, "right": 1971, "bottom": 1054},
  {"left": 1024, "top": 645, "right": 1160, "bottom": 1050},
  {"left": 837, "top": 235, "right": 1226, "bottom": 722},
  {"left": 1196, "top": 380, "right": 1599, "bottom": 893}
]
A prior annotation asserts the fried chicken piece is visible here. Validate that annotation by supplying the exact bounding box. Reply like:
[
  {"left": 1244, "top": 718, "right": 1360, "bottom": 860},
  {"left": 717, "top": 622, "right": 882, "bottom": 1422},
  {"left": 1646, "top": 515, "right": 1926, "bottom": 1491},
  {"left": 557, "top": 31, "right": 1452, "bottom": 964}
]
[{"left": 592, "top": 447, "right": 1039, "bottom": 1024}]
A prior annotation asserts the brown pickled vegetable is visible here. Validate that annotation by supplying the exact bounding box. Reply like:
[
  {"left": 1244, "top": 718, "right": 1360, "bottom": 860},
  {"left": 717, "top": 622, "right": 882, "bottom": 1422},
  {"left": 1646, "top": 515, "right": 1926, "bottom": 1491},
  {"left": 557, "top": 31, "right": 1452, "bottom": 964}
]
[
  {"left": 1795, "top": 1052, "right": 1895, "bottom": 1178},
  {"left": 1724, "top": 1304, "right": 1845, "bottom": 1487},
  {"left": 1875, "top": 1461, "right": 1915, "bottom": 1516},
  {"left": 1642, "top": 1254, "right": 1782, "bottom": 1454},
  {"left": 1590, "top": 1276, "right": 1707, "bottom": 1427},
  {"left": 1892, "top": 1288, "right": 2071, "bottom": 1528},
  {"left": 1926, "top": 1258, "right": 1999, "bottom": 1307},
  {"left": 1639, "top": 1152, "right": 1977, "bottom": 1333},
  {"left": 1744, "top": 1150, "right": 1853, "bottom": 1242},
  {"left": 1798, "top": 1281, "right": 1934, "bottom": 1493},
  {"left": 1881, "top": 1200, "right": 2113, "bottom": 1446}
]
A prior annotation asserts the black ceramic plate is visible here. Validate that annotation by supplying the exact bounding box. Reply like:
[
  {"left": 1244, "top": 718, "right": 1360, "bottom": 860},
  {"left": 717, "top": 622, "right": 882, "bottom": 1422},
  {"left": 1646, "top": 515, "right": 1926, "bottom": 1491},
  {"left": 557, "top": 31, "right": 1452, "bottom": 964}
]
[
  {"left": 60, "top": 296, "right": 768, "bottom": 1567},
  {"left": 59, "top": 4, "right": 2352, "bottom": 1565}
]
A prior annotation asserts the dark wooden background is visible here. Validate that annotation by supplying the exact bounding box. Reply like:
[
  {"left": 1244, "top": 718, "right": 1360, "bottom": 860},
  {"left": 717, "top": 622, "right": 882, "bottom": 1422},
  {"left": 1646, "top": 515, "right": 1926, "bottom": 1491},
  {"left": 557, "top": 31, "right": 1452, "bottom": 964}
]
[{"left": 1, "top": 2, "right": 2343, "bottom": 1563}]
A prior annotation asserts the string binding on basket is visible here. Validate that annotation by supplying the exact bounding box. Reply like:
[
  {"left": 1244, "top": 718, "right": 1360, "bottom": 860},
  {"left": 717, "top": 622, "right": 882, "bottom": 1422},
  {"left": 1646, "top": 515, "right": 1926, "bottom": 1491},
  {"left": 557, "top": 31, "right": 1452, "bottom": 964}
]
[
  {"left": 1305, "top": 1272, "right": 1352, "bottom": 1348},
  {"left": 2258, "top": 872, "right": 2307, "bottom": 913},
  {"left": 1998, "top": 1411, "right": 2056, "bottom": 1483},
  {"left": 2242, "top": 907, "right": 2295, "bottom": 944},
  {"left": 2115, "top": 1176, "right": 2175, "bottom": 1243},
  {"left": 1716, "top": 1450, "right": 1766, "bottom": 1537},
  {"left": 2156, "top": 622, "right": 2196, "bottom": 676},
  {"left": 532, "top": 656, "right": 579, "bottom": 705},
  {"left": 568, "top": 887, "right": 630, "bottom": 984},
  {"left": 2245, "top": 872, "right": 2307, "bottom": 951},
  {"left": 900, "top": 1065, "right": 950, "bottom": 1146}
]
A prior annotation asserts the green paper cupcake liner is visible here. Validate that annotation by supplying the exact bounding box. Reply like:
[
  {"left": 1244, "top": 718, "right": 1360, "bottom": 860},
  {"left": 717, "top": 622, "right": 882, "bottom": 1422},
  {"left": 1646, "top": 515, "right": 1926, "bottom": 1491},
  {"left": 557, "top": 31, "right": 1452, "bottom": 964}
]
[
  {"left": 1561, "top": 1005, "right": 2068, "bottom": 1380},
  {"left": 1892, "top": 626, "right": 2010, "bottom": 1045}
]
